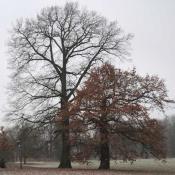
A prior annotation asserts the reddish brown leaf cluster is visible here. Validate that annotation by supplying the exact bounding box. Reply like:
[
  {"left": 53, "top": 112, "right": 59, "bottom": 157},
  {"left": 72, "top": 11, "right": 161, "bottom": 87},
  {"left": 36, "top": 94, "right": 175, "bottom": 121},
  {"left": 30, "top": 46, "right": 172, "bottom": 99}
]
[
  {"left": 0, "top": 127, "right": 12, "bottom": 152},
  {"left": 65, "top": 63, "right": 168, "bottom": 168}
]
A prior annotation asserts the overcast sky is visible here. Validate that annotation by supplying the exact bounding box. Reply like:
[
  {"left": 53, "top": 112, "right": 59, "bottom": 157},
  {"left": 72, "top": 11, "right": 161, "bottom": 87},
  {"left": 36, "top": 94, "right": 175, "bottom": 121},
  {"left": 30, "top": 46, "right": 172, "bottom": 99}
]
[{"left": 0, "top": 0, "right": 175, "bottom": 124}]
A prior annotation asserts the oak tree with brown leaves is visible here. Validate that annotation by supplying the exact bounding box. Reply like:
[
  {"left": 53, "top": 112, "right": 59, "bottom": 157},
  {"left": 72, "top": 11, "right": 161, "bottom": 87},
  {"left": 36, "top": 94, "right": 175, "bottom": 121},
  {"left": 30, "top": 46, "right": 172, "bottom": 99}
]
[{"left": 71, "top": 63, "right": 169, "bottom": 169}]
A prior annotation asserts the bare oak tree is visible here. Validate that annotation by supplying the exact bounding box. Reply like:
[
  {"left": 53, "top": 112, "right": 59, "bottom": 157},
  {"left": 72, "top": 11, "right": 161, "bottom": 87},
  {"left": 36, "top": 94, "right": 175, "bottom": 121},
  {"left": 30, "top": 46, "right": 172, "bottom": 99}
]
[{"left": 8, "top": 2, "right": 131, "bottom": 168}]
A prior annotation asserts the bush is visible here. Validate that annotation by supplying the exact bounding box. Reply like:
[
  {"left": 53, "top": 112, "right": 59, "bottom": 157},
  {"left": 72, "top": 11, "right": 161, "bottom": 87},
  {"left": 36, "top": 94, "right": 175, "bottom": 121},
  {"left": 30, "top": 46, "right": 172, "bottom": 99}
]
[{"left": 0, "top": 158, "right": 6, "bottom": 168}]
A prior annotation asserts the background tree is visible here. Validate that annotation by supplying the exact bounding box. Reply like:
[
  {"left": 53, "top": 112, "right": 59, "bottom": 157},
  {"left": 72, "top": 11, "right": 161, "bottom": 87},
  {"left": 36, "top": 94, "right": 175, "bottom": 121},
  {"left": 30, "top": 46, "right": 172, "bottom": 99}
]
[
  {"left": 8, "top": 2, "right": 132, "bottom": 168},
  {"left": 7, "top": 121, "right": 62, "bottom": 163},
  {"left": 0, "top": 127, "right": 13, "bottom": 168},
  {"left": 72, "top": 63, "right": 169, "bottom": 169},
  {"left": 165, "top": 115, "right": 175, "bottom": 157}
]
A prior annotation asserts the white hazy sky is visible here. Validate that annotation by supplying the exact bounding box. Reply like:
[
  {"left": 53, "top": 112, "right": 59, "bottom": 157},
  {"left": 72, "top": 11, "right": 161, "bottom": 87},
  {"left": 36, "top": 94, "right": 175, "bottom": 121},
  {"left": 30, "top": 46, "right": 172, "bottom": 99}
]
[{"left": 0, "top": 0, "right": 175, "bottom": 124}]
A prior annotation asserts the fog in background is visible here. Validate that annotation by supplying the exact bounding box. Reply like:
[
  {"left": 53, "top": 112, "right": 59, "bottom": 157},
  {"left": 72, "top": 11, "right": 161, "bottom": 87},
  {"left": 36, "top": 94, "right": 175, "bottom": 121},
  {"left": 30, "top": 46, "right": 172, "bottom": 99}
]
[{"left": 0, "top": 0, "right": 175, "bottom": 124}]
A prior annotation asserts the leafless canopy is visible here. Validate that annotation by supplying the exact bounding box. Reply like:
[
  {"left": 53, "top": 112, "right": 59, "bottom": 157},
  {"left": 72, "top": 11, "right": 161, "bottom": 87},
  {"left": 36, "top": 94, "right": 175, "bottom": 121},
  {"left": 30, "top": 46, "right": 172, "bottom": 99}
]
[{"left": 8, "top": 2, "right": 132, "bottom": 124}]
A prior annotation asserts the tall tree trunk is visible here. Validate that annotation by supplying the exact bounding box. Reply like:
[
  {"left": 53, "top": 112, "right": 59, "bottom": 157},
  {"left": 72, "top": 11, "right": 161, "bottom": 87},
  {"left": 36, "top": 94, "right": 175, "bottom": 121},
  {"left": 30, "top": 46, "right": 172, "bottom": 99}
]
[
  {"left": 99, "top": 99, "right": 110, "bottom": 169},
  {"left": 59, "top": 61, "right": 72, "bottom": 168},
  {"left": 99, "top": 125, "right": 110, "bottom": 169}
]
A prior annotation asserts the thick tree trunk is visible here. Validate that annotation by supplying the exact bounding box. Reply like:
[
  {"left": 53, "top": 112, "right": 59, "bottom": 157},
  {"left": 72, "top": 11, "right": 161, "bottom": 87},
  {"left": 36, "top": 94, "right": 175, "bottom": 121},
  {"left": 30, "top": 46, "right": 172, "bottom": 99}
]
[
  {"left": 59, "top": 116, "right": 72, "bottom": 168},
  {"left": 99, "top": 99, "right": 110, "bottom": 170},
  {"left": 99, "top": 126, "right": 110, "bottom": 169},
  {"left": 58, "top": 61, "right": 72, "bottom": 168}
]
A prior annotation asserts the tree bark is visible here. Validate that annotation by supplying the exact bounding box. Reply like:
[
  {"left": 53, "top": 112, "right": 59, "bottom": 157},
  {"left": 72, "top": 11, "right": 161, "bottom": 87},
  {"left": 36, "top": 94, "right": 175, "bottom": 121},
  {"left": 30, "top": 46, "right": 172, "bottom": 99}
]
[
  {"left": 99, "top": 125, "right": 110, "bottom": 169},
  {"left": 59, "top": 116, "right": 72, "bottom": 168},
  {"left": 99, "top": 99, "right": 110, "bottom": 170},
  {"left": 58, "top": 59, "right": 72, "bottom": 168}
]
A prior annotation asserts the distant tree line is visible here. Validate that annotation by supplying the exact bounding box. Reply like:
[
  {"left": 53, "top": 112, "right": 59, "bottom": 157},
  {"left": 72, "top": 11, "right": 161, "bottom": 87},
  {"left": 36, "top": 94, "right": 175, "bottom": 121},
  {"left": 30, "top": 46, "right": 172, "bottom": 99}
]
[{"left": 1, "top": 113, "right": 175, "bottom": 168}]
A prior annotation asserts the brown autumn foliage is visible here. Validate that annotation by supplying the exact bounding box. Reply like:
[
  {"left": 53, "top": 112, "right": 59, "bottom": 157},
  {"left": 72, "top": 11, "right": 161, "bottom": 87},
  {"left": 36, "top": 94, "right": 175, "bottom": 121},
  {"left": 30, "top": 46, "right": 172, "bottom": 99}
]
[
  {"left": 0, "top": 127, "right": 11, "bottom": 152},
  {"left": 67, "top": 63, "right": 168, "bottom": 169}
]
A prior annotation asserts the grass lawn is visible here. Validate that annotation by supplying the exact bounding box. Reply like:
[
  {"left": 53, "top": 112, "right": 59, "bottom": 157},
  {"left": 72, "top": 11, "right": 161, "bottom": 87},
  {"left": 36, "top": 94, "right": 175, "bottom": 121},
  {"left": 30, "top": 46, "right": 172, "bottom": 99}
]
[{"left": 0, "top": 159, "right": 175, "bottom": 175}]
